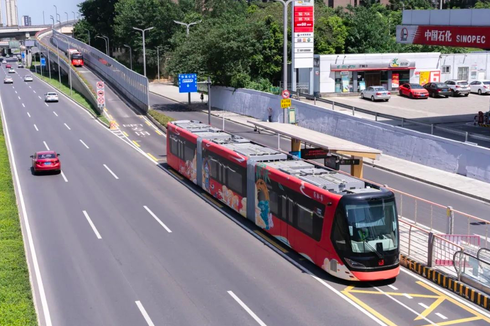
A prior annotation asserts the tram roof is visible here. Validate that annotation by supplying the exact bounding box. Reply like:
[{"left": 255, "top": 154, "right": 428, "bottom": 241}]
[{"left": 248, "top": 121, "right": 382, "bottom": 160}]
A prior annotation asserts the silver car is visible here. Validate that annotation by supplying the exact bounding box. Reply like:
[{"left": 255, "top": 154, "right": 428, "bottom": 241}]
[
  {"left": 4, "top": 76, "right": 13, "bottom": 84},
  {"left": 8, "top": 68, "right": 15, "bottom": 74},
  {"left": 445, "top": 80, "right": 470, "bottom": 96},
  {"left": 469, "top": 80, "right": 490, "bottom": 95},
  {"left": 361, "top": 86, "right": 391, "bottom": 102},
  {"left": 44, "top": 92, "right": 59, "bottom": 102},
  {"left": 23, "top": 75, "right": 33, "bottom": 82}
]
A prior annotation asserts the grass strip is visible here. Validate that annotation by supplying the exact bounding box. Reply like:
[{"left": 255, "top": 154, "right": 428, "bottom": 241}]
[
  {"left": 32, "top": 71, "right": 109, "bottom": 126},
  {"left": 0, "top": 113, "right": 38, "bottom": 325},
  {"left": 148, "top": 109, "right": 174, "bottom": 128}
]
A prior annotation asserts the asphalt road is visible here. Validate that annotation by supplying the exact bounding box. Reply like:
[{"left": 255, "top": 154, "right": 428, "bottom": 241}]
[{"left": 5, "top": 45, "right": 490, "bottom": 324}]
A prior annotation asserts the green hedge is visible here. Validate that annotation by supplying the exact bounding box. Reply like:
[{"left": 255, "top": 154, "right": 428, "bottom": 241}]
[
  {"left": 0, "top": 116, "right": 37, "bottom": 325},
  {"left": 148, "top": 110, "right": 174, "bottom": 128}
]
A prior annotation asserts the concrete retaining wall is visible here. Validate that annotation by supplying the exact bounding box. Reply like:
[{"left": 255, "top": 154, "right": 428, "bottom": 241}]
[{"left": 211, "top": 86, "right": 490, "bottom": 183}]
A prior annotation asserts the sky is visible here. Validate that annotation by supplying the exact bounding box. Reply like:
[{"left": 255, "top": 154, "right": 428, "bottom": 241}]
[{"left": 2, "top": 0, "right": 84, "bottom": 26}]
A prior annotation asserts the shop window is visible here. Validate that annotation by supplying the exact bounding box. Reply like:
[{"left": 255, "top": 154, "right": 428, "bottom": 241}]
[
  {"left": 442, "top": 66, "right": 451, "bottom": 74},
  {"left": 458, "top": 67, "right": 469, "bottom": 80}
]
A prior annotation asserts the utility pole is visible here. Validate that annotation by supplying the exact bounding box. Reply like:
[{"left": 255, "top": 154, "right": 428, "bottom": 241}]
[
  {"left": 133, "top": 26, "right": 154, "bottom": 77},
  {"left": 124, "top": 44, "right": 132, "bottom": 70}
]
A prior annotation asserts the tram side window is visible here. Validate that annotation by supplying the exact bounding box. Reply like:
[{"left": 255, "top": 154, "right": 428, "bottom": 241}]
[
  {"left": 170, "top": 136, "right": 179, "bottom": 157},
  {"left": 332, "top": 211, "right": 349, "bottom": 252},
  {"left": 297, "top": 204, "right": 313, "bottom": 236},
  {"left": 227, "top": 166, "right": 243, "bottom": 196},
  {"left": 184, "top": 142, "right": 195, "bottom": 162},
  {"left": 209, "top": 158, "right": 219, "bottom": 180},
  {"left": 268, "top": 190, "right": 279, "bottom": 217}
]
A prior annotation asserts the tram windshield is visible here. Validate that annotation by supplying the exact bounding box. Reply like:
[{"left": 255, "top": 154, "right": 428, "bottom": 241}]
[{"left": 333, "top": 195, "right": 398, "bottom": 256}]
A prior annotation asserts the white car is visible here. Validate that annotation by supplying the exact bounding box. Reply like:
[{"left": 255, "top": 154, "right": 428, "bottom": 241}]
[
  {"left": 8, "top": 68, "right": 15, "bottom": 74},
  {"left": 44, "top": 92, "right": 59, "bottom": 102},
  {"left": 361, "top": 86, "right": 391, "bottom": 102},
  {"left": 23, "top": 75, "right": 33, "bottom": 82},
  {"left": 4, "top": 76, "right": 13, "bottom": 84},
  {"left": 469, "top": 80, "right": 490, "bottom": 95},
  {"left": 17, "top": 63, "right": 24, "bottom": 69}
]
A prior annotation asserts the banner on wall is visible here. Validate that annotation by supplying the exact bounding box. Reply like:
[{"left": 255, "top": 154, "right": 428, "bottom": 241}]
[
  {"left": 392, "top": 73, "right": 400, "bottom": 88},
  {"left": 293, "top": 0, "right": 314, "bottom": 69},
  {"left": 419, "top": 71, "right": 430, "bottom": 85}
]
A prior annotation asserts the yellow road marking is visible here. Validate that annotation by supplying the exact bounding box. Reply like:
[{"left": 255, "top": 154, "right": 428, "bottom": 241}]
[
  {"left": 155, "top": 129, "right": 163, "bottom": 135},
  {"left": 123, "top": 131, "right": 129, "bottom": 137},
  {"left": 421, "top": 316, "right": 483, "bottom": 326},
  {"left": 201, "top": 193, "right": 223, "bottom": 208},
  {"left": 147, "top": 153, "right": 158, "bottom": 162},
  {"left": 347, "top": 289, "right": 438, "bottom": 299},
  {"left": 145, "top": 121, "right": 152, "bottom": 127},
  {"left": 417, "top": 281, "right": 490, "bottom": 323},
  {"left": 169, "top": 169, "right": 183, "bottom": 180},
  {"left": 342, "top": 287, "right": 397, "bottom": 326},
  {"left": 415, "top": 297, "right": 445, "bottom": 321},
  {"left": 132, "top": 140, "right": 140, "bottom": 147},
  {"left": 254, "top": 231, "right": 288, "bottom": 253}
]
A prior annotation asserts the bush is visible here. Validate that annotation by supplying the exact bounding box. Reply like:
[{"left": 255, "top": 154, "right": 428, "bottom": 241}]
[{"left": 148, "top": 110, "right": 174, "bottom": 128}]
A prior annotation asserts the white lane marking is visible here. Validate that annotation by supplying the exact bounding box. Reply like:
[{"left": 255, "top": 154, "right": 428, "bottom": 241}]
[
  {"left": 33, "top": 90, "right": 36, "bottom": 93},
  {"left": 135, "top": 301, "right": 155, "bottom": 326},
  {"left": 38, "top": 96, "right": 41, "bottom": 99},
  {"left": 227, "top": 291, "right": 267, "bottom": 326},
  {"left": 79, "top": 139, "right": 89, "bottom": 149},
  {"left": 135, "top": 131, "right": 140, "bottom": 136},
  {"left": 403, "top": 293, "right": 413, "bottom": 299},
  {"left": 82, "top": 211, "right": 102, "bottom": 239},
  {"left": 18, "top": 96, "right": 21, "bottom": 100},
  {"left": 0, "top": 93, "right": 53, "bottom": 325},
  {"left": 33, "top": 124, "right": 38, "bottom": 131},
  {"left": 28, "top": 85, "right": 31, "bottom": 88},
  {"left": 45, "top": 103, "right": 49, "bottom": 107},
  {"left": 418, "top": 302, "right": 429, "bottom": 309},
  {"left": 14, "top": 90, "right": 17, "bottom": 94},
  {"left": 388, "top": 285, "right": 398, "bottom": 291},
  {"left": 435, "top": 313, "right": 448, "bottom": 320},
  {"left": 43, "top": 141, "right": 50, "bottom": 150},
  {"left": 103, "top": 164, "right": 119, "bottom": 180},
  {"left": 53, "top": 111, "right": 58, "bottom": 117},
  {"left": 374, "top": 286, "right": 437, "bottom": 325},
  {"left": 143, "top": 206, "right": 172, "bottom": 233},
  {"left": 27, "top": 112, "right": 30, "bottom": 117},
  {"left": 64, "top": 123, "right": 71, "bottom": 130},
  {"left": 22, "top": 103, "right": 25, "bottom": 108},
  {"left": 61, "top": 171, "right": 68, "bottom": 183}
]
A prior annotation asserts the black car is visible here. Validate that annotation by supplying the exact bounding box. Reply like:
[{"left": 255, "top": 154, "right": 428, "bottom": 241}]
[{"left": 423, "top": 82, "right": 451, "bottom": 98}]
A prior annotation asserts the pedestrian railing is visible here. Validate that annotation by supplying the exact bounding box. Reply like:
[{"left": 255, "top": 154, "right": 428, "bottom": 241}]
[{"left": 453, "top": 249, "right": 490, "bottom": 294}]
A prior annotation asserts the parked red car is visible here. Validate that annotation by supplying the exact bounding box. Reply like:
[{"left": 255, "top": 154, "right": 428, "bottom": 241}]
[
  {"left": 31, "top": 151, "right": 61, "bottom": 174},
  {"left": 399, "top": 83, "right": 429, "bottom": 99}
]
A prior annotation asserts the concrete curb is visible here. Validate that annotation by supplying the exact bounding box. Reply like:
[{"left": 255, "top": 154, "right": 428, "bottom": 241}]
[
  {"left": 400, "top": 255, "right": 490, "bottom": 310},
  {"left": 149, "top": 89, "right": 490, "bottom": 204},
  {"left": 146, "top": 112, "right": 168, "bottom": 134}
]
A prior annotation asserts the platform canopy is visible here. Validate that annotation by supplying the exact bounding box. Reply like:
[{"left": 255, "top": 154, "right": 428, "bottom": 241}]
[{"left": 249, "top": 121, "right": 382, "bottom": 160}]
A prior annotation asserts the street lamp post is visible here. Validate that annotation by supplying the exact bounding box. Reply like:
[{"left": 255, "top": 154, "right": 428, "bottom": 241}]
[
  {"left": 275, "top": 0, "right": 293, "bottom": 123},
  {"left": 53, "top": 38, "right": 61, "bottom": 86},
  {"left": 173, "top": 20, "right": 202, "bottom": 36},
  {"left": 156, "top": 46, "right": 162, "bottom": 80},
  {"left": 96, "top": 35, "right": 109, "bottom": 55},
  {"left": 132, "top": 26, "right": 154, "bottom": 77},
  {"left": 65, "top": 12, "right": 68, "bottom": 22},
  {"left": 43, "top": 11, "right": 45, "bottom": 25},
  {"left": 72, "top": 11, "right": 76, "bottom": 21},
  {"left": 124, "top": 44, "right": 132, "bottom": 70},
  {"left": 50, "top": 15, "right": 54, "bottom": 28}
]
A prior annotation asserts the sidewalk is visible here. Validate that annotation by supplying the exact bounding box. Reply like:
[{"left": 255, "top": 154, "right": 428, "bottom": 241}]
[{"left": 149, "top": 83, "right": 490, "bottom": 203}]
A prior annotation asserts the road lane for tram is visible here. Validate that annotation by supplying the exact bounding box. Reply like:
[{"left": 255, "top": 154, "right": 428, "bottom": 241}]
[
  {"left": 148, "top": 92, "right": 490, "bottom": 232},
  {"left": 1, "top": 69, "right": 398, "bottom": 325}
]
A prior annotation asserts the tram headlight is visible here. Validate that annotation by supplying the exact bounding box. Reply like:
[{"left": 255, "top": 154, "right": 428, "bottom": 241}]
[{"left": 344, "top": 258, "right": 366, "bottom": 268}]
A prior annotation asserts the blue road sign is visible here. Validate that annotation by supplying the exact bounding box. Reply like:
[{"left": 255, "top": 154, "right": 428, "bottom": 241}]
[
  {"left": 178, "top": 73, "right": 197, "bottom": 93},
  {"left": 40, "top": 57, "right": 46, "bottom": 67},
  {"left": 21, "top": 52, "right": 25, "bottom": 59}
]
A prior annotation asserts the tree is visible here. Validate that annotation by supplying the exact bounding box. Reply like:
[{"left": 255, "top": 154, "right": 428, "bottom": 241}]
[
  {"left": 314, "top": 8, "right": 347, "bottom": 54},
  {"left": 75, "top": 0, "right": 119, "bottom": 53}
]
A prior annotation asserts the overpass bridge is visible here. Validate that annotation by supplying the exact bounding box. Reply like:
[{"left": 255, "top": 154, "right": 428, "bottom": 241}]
[{"left": 0, "top": 22, "right": 75, "bottom": 39}]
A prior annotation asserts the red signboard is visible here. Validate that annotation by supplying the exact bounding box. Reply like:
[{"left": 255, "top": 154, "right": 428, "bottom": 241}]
[
  {"left": 397, "top": 25, "right": 490, "bottom": 48},
  {"left": 294, "top": 6, "right": 314, "bottom": 33}
]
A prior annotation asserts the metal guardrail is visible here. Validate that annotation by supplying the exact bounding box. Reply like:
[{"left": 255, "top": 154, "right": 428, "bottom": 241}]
[
  {"left": 454, "top": 249, "right": 490, "bottom": 294},
  {"left": 51, "top": 30, "right": 150, "bottom": 113},
  {"left": 297, "top": 91, "right": 490, "bottom": 145}
]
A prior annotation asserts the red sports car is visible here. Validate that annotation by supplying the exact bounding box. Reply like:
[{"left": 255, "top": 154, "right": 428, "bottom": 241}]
[
  {"left": 399, "top": 83, "right": 429, "bottom": 99},
  {"left": 31, "top": 151, "right": 61, "bottom": 174},
  {"left": 5, "top": 64, "right": 11, "bottom": 68}
]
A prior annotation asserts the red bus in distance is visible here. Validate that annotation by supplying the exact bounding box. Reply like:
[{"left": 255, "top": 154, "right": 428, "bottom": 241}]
[{"left": 67, "top": 49, "right": 84, "bottom": 67}]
